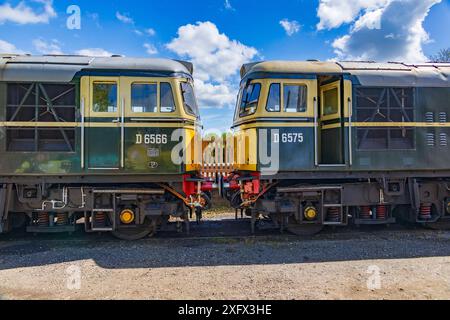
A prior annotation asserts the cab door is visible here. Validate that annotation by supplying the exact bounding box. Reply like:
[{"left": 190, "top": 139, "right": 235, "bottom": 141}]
[
  {"left": 86, "top": 77, "right": 124, "bottom": 170},
  {"left": 319, "top": 80, "right": 344, "bottom": 165}
]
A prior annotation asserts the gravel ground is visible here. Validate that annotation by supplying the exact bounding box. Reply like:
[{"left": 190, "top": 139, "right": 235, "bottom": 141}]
[{"left": 1, "top": 221, "right": 450, "bottom": 300}]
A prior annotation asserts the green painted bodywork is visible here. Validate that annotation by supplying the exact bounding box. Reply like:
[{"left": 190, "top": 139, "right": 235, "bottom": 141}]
[
  {"left": 255, "top": 86, "right": 450, "bottom": 173},
  {"left": 0, "top": 81, "right": 198, "bottom": 176}
]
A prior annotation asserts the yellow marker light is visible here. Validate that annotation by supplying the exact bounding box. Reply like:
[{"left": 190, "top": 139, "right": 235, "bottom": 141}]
[
  {"left": 120, "top": 209, "right": 135, "bottom": 224},
  {"left": 304, "top": 207, "right": 318, "bottom": 221}
]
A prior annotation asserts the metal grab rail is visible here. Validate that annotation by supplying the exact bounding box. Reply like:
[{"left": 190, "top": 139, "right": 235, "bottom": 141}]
[
  {"left": 348, "top": 97, "right": 353, "bottom": 166},
  {"left": 121, "top": 98, "right": 125, "bottom": 168},
  {"left": 81, "top": 97, "right": 85, "bottom": 169},
  {"left": 314, "top": 97, "right": 319, "bottom": 167}
]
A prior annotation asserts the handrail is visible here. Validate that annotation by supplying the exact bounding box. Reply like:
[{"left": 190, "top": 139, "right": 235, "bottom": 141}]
[
  {"left": 314, "top": 97, "right": 319, "bottom": 166},
  {"left": 348, "top": 97, "right": 353, "bottom": 166},
  {"left": 81, "top": 97, "right": 85, "bottom": 169},
  {"left": 121, "top": 98, "right": 125, "bottom": 169}
]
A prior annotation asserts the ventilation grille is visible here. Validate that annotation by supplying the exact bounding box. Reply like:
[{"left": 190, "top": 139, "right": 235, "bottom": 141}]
[
  {"left": 426, "top": 133, "right": 436, "bottom": 147},
  {"left": 440, "top": 133, "right": 448, "bottom": 147}
]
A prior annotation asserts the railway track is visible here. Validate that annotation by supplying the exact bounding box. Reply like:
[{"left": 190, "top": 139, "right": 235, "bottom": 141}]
[{"left": 0, "top": 218, "right": 439, "bottom": 244}]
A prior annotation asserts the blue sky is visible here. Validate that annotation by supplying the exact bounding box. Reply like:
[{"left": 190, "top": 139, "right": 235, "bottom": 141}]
[{"left": 0, "top": 0, "right": 449, "bottom": 131}]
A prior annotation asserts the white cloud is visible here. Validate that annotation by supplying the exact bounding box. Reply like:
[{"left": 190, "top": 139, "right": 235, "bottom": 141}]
[
  {"left": 75, "top": 48, "right": 114, "bottom": 57},
  {"left": 166, "top": 21, "right": 258, "bottom": 109},
  {"left": 224, "top": 0, "right": 235, "bottom": 11},
  {"left": 167, "top": 21, "right": 258, "bottom": 82},
  {"left": 116, "top": 11, "right": 134, "bottom": 24},
  {"left": 317, "top": 0, "right": 389, "bottom": 30},
  {"left": 33, "top": 38, "right": 63, "bottom": 55},
  {"left": 318, "top": 0, "right": 441, "bottom": 63},
  {"left": 0, "top": 0, "right": 56, "bottom": 25},
  {"left": 194, "top": 79, "right": 236, "bottom": 108},
  {"left": 143, "top": 43, "right": 158, "bottom": 55},
  {"left": 280, "top": 19, "right": 301, "bottom": 36},
  {"left": 135, "top": 28, "right": 156, "bottom": 36},
  {"left": 0, "top": 39, "right": 25, "bottom": 54},
  {"left": 145, "top": 28, "right": 156, "bottom": 36}
]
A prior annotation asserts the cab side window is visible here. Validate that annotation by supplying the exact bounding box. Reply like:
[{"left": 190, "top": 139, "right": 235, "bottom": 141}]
[
  {"left": 180, "top": 82, "right": 199, "bottom": 116},
  {"left": 266, "top": 83, "right": 281, "bottom": 112},
  {"left": 160, "top": 82, "right": 176, "bottom": 113},
  {"left": 323, "top": 87, "right": 339, "bottom": 116},
  {"left": 240, "top": 83, "right": 261, "bottom": 117},
  {"left": 131, "top": 83, "right": 157, "bottom": 113},
  {"left": 284, "top": 85, "right": 307, "bottom": 113},
  {"left": 93, "top": 82, "right": 117, "bottom": 113}
]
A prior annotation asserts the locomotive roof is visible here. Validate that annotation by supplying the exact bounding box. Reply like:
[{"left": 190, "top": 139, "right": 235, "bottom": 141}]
[
  {"left": 0, "top": 54, "right": 194, "bottom": 82},
  {"left": 241, "top": 61, "right": 450, "bottom": 87}
]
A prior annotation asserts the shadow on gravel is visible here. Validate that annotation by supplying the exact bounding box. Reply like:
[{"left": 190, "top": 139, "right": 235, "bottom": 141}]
[{"left": 1, "top": 220, "right": 450, "bottom": 271}]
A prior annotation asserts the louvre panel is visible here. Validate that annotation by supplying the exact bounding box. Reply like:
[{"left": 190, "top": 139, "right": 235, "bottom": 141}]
[{"left": 5, "top": 82, "right": 77, "bottom": 152}]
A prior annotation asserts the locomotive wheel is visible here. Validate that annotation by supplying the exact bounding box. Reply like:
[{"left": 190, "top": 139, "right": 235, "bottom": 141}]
[
  {"left": 230, "top": 191, "right": 243, "bottom": 209},
  {"left": 111, "top": 220, "right": 156, "bottom": 241},
  {"left": 287, "top": 224, "right": 324, "bottom": 236},
  {"left": 8, "top": 213, "right": 28, "bottom": 230},
  {"left": 200, "top": 192, "right": 212, "bottom": 211}
]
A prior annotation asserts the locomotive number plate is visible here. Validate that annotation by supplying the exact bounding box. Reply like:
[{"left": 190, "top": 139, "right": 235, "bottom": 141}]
[
  {"left": 136, "top": 134, "right": 168, "bottom": 145},
  {"left": 273, "top": 133, "right": 304, "bottom": 144}
]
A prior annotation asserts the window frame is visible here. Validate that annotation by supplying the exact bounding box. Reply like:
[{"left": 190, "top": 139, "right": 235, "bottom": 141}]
[
  {"left": 130, "top": 82, "right": 159, "bottom": 114},
  {"left": 283, "top": 83, "right": 308, "bottom": 114},
  {"left": 90, "top": 77, "right": 120, "bottom": 117},
  {"left": 92, "top": 82, "right": 119, "bottom": 114},
  {"left": 320, "top": 81, "right": 341, "bottom": 121},
  {"left": 262, "top": 81, "right": 310, "bottom": 116},
  {"left": 239, "top": 81, "right": 262, "bottom": 118},
  {"left": 180, "top": 81, "right": 199, "bottom": 117},
  {"left": 266, "top": 83, "right": 281, "bottom": 113},
  {"left": 160, "top": 82, "right": 177, "bottom": 114},
  {"left": 234, "top": 87, "right": 244, "bottom": 121},
  {"left": 128, "top": 81, "right": 177, "bottom": 116}
]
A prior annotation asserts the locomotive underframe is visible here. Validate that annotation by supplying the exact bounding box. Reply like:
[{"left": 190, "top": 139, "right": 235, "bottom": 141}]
[
  {"left": 233, "top": 171, "right": 450, "bottom": 232},
  {"left": 0, "top": 177, "right": 193, "bottom": 237}
]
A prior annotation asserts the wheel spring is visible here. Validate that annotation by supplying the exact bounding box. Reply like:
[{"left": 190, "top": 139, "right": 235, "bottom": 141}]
[
  {"left": 360, "top": 206, "right": 372, "bottom": 220},
  {"left": 94, "top": 212, "right": 107, "bottom": 226},
  {"left": 327, "top": 208, "right": 340, "bottom": 222},
  {"left": 56, "top": 213, "right": 69, "bottom": 226},
  {"left": 376, "top": 205, "right": 387, "bottom": 220},
  {"left": 37, "top": 212, "right": 50, "bottom": 227},
  {"left": 419, "top": 203, "right": 432, "bottom": 220}
]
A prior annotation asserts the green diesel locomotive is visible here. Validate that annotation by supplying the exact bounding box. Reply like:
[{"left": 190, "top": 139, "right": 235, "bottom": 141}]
[
  {"left": 227, "top": 61, "right": 450, "bottom": 235},
  {"left": 0, "top": 54, "right": 208, "bottom": 240}
]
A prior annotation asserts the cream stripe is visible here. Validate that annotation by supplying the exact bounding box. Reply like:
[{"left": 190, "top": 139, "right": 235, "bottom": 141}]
[
  {"left": 236, "top": 123, "right": 315, "bottom": 129},
  {"left": 317, "top": 122, "right": 450, "bottom": 130},
  {"left": 0, "top": 121, "right": 195, "bottom": 129},
  {"left": 352, "top": 122, "right": 450, "bottom": 127},
  {"left": 0, "top": 122, "right": 78, "bottom": 127}
]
